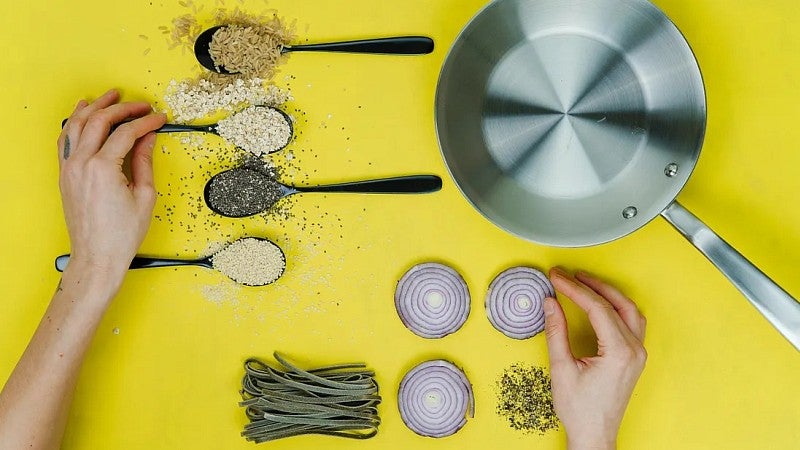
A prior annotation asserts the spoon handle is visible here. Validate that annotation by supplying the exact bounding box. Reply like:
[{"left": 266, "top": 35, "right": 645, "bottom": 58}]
[
  {"left": 292, "top": 175, "right": 442, "bottom": 194},
  {"left": 286, "top": 36, "right": 434, "bottom": 55},
  {"left": 55, "top": 255, "right": 209, "bottom": 272},
  {"left": 158, "top": 123, "right": 216, "bottom": 133},
  {"left": 61, "top": 119, "right": 215, "bottom": 134}
]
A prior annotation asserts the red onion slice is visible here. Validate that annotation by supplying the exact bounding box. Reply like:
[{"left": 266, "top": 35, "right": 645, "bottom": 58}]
[
  {"left": 398, "top": 360, "right": 474, "bottom": 438},
  {"left": 395, "top": 263, "right": 470, "bottom": 339},
  {"left": 486, "top": 267, "right": 555, "bottom": 339}
]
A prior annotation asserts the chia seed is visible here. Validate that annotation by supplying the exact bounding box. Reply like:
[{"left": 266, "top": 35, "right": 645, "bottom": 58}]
[
  {"left": 206, "top": 167, "right": 283, "bottom": 217},
  {"left": 496, "top": 363, "right": 559, "bottom": 435}
]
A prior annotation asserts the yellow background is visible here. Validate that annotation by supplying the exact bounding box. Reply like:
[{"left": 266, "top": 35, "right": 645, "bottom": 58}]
[{"left": 1, "top": 0, "right": 799, "bottom": 448}]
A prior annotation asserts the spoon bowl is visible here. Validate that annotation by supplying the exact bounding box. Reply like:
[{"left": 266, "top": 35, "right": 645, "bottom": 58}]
[
  {"left": 204, "top": 168, "right": 443, "bottom": 218},
  {"left": 195, "top": 26, "right": 234, "bottom": 74},
  {"left": 195, "top": 25, "right": 435, "bottom": 74}
]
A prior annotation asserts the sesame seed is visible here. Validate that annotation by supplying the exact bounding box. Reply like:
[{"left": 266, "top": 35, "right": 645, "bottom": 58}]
[
  {"left": 212, "top": 238, "right": 285, "bottom": 286},
  {"left": 216, "top": 106, "right": 292, "bottom": 155}
]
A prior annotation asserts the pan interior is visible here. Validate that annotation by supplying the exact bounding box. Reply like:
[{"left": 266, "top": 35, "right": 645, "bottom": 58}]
[{"left": 435, "top": 0, "right": 706, "bottom": 247}]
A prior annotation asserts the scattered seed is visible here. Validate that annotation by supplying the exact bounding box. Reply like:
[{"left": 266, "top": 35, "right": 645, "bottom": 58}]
[{"left": 496, "top": 364, "right": 559, "bottom": 435}]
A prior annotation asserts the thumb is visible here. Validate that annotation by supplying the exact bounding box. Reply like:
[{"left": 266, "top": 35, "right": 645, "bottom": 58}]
[
  {"left": 543, "top": 297, "right": 575, "bottom": 368},
  {"left": 131, "top": 132, "right": 157, "bottom": 202}
]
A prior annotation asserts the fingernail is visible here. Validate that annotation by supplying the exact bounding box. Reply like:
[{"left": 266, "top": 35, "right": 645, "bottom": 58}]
[
  {"left": 550, "top": 267, "right": 565, "bottom": 277},
  {"left": 544, "top": 298, "right": 555, "bottom": 316}
]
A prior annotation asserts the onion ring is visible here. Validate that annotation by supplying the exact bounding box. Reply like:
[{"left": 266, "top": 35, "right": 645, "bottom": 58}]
[
  {"left": 486, "top": 267, "right": 554, "bottom": 339},
  {"left": 397, "top": 360, "right": 474, "bottom": 437},
  {"left": 394, "top": 263, "right": 470, "bottom": 339}
]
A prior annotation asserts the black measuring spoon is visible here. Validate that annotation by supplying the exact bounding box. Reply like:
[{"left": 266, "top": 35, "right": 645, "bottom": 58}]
[
  {"left": 195, "top": 25, "right": 435, "bottom": 74},
  {"left": 204, "top": 168, "right": 442, "bottom": 218},
  {"left": 60, "top": 105, "right": 294, "bottom": 154},
  {"left": 54, "top": 238, "right": 286, "bottom": 287},
  {"left": 55, "top": 254, "right": 212, "bottom": 271}
]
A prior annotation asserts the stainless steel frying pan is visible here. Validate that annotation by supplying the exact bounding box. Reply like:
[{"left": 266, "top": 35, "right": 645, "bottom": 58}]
[{"left": 435, "top": 0, "right": 800, "bottom": 350}]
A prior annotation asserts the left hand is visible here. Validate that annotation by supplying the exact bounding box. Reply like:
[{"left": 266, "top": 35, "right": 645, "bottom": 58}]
[{"left": 57, "top": 89, "right": 166, "bottom": 282}]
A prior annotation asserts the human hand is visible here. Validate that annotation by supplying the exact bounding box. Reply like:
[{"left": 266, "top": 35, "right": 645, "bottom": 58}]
[
  {"left": 57, "top": 89, "right": 166, "bottom": 285},
  {"left": 543, "top": 267, "right": 647, "bottom": 450}
]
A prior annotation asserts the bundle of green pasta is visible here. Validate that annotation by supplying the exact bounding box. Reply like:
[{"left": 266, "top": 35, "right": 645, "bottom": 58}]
[{"left": 239, "top": 352, "right": 382, "bottom": 443}]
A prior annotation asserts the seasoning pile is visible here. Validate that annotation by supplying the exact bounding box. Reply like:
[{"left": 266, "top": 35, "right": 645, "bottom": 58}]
[
  {"left": 216, "top": 105, "right": 292, "bottom": 155},
  {"left": 240, "top": 353, "right": 381, "bottom": 443},
  {"left": 163, "top": 77, "right": 291, "bottom": 123},
  {"left": 164, "top": 4, "right": 295, "bottom": 68},
  {"left": 496, "top": 364, "right": 559, "bottom": 435},
  {"left": 206, "top": 167, "right": 284, "bottom": 218},
  {"left": 209, "top": 21, "right": 291, "bottom": 78},
  {"left": 212, "top": 238, "right": 286, "bottom": 286}
]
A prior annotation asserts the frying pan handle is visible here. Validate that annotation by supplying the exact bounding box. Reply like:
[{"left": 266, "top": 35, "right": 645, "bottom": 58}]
[{"left": 661, "top": 202, "right": 800, "bottom": 351}]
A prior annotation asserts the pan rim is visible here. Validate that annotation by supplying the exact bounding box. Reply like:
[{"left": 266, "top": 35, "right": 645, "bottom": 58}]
[{"left": 434, "top": 0, "right": 708, "bottom": 248}]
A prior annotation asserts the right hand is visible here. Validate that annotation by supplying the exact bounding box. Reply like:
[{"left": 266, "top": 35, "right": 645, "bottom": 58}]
[
  {"left": 543, "top": 268, "right": 647, "bottom": 450},
  {"left": 58, "top": 89, "right": 166, "bottom": 285}
]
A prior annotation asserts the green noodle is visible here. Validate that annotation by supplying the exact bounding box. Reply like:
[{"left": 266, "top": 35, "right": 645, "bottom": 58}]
[{"left": 239, "top": 352, "right": 381, "bottom": 443}]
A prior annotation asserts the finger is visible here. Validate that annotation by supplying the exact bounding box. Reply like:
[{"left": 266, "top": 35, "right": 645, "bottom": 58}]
[
  {"left": 99, "top": 112, "right": 166, "bottom": 161},
  {"left": 78, "top": 102, "right": 155, "bottom": 160},
  {"left": 58, "top": 99, "right": 89, "bottom": 164},
  {"left": 62, "top": 90, "right": 127, "bottom": 163},
  {"left": 78, "top": 89, "right": 120, "bottom": 118},
  {"left": 549, "top": 268, "right": 632, "bottom": 346},
  {"left": 130, "top": 132, "right": 157, "bottom": 200},
  {"left": 543, "top": 297, "right": 576, "bottom": 371},
  {"left": 64, "top": 89, "right": 120, "bottom": 139},
  {"left": 575, "top": 271, "right": 646, "bottom": 341}
]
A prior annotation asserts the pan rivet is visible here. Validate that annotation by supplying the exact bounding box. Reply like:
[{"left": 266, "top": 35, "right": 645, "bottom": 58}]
[
  {"left": 665, "top": 163, "right": 679, "bottom": 178},
  {"left": 622, "top": 206, "right": 638, "bottom": 219}
]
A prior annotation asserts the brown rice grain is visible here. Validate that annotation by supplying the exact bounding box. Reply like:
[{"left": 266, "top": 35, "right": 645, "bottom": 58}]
[{"left": 207, "top": 16, "right": 294, "bottom": 79}]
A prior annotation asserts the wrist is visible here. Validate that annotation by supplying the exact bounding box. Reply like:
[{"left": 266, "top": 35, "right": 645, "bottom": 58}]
[
  {"left": 67, "top": 250, "right": 132, "bottom": 276},
  {"left": 567, "top": 436, "right": 617, "bottom": 450},
  {"left": 61, "top": 258, "right": 126, "bottom": 302}
]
